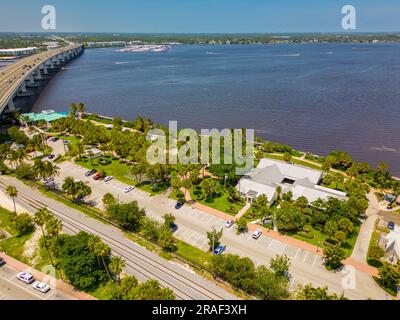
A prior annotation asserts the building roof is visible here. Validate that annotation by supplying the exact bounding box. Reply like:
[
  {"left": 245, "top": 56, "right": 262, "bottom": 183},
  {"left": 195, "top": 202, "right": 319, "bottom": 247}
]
[
  {"left": 22, "top": 110, "right": 68, "bottom": 123},
  {"left": 238, "top": 158, "right": 347, "bottom": 203},
  {"left": 386, "top": 227, "right": 400, "bottom": 259}
]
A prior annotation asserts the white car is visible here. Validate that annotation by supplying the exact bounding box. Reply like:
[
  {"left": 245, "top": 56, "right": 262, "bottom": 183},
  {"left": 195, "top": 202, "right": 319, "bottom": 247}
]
[
  {"left": 33, "top": 281, "right": 51, "bottom": 293},
  {"left": 104, "top": 176, "right": 114, "bottom": 183},
  {"left": 17, "top": 272, "right": 35, "bottom": 284},
  {"left": 124, "top": 186, "right": 134, "bottom": 193},
  {"left": 224, "top": 220, "right": 234, "bottom": 228},
  {"left": 252, "top": 229, "right": 262, "bottom": 239}
]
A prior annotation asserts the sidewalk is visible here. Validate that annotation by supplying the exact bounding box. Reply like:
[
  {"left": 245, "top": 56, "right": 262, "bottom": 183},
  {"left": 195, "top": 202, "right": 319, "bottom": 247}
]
[
  {"left": 0, "top": 252, "right": 97, "bottom": 300},
  {"left": 182, "top": 188, "right": 379, "bottom": 277}
]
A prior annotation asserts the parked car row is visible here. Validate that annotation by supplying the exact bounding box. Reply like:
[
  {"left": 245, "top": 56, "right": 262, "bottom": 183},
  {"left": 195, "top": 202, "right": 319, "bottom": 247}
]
[{"left": 16, "top": 272, "right": 51, "bottom": 293}]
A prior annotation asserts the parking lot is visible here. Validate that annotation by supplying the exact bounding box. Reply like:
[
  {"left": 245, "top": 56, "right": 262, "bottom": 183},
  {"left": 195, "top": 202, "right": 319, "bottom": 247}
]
[
  {"left": 51, "top": 161, "right": 387, "bottom": 298},
  {"left": 0, "top": 263, "right": 74, "bottom": 300}
]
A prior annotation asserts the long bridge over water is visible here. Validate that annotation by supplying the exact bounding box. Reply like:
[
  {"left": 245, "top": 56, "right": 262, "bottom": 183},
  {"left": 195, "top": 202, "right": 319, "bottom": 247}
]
[{"left": 0, "top": 44, "right": 84, "bottom": 115}]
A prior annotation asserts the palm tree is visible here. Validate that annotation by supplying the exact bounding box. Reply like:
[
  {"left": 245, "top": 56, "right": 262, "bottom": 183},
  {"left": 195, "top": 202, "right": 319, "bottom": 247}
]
[
  {"left": 87, "top": 150, "right": 94, "bottom": 166},
  {"left": 62, "top": 177, "right": 76, "bottom": 196},
  {"left": 69, "top": 103, "right": 77, "bottom": 118},
  {"left": 88, "top": 235, "right": 102, "bottom": 268},
  {"left": 73, "top": 141, "right": 84, "bottom": 161},
  {"left": 95, "top": 241, "right": 111, "bottom": 278},
  {"left": 181, "top": 178, "right": 192, "bottom": 199},
  {"left": 5, "top": 185, "right": 18, "bottom": 220},
  {"left": 88, "top": 235, "right": 111, "bottom": 278},
  {"left": 76, "top": 102, "right": 86, "bottom": 118},
  {"left": 8, "top": 150, "right": 19, "bottom": 170},
  {"left": 45, "top": 216, "right": 63, "bottom": 242},
  {"left": 33, "top": 208, "right": 55, "bottom": 266},
  {"left": 33, "top": 158, "right": 46, "bottom": 181},
  {"left": 44, "top": 161, "right": 60, "bottom": 188},
  {"left": 109, "top": 256, "right": 125, "bottom": 282},
  {"left": 74, "top": 181, "right": 91, "bottom": 201}
]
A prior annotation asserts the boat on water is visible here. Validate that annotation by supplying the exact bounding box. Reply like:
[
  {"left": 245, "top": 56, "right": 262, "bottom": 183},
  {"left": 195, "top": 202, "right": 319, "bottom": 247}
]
[{"left": 116, "top": 44, "right": 171, "bottom": 53}]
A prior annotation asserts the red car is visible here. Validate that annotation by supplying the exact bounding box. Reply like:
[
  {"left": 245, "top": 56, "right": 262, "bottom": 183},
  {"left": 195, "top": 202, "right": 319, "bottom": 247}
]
[{"left": 93, "top": 173, "right": 102, "bottom": 180}]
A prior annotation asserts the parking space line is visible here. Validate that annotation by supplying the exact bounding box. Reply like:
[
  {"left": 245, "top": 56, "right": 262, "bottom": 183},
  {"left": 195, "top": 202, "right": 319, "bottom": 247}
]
[{"left": 0, "top": 275, "right": 45, "bottom": 300}]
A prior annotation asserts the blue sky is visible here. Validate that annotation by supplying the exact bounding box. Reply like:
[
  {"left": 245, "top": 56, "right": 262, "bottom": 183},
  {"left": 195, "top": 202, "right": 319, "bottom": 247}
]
[{"left": 1, "top": 0, "right": 399, "bottom": 33}]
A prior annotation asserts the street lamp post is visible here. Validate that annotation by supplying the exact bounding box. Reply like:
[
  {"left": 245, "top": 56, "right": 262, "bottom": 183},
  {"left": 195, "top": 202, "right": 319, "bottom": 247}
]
[{"left": 211, "top": 224, "right": 216, "bottom": 255}]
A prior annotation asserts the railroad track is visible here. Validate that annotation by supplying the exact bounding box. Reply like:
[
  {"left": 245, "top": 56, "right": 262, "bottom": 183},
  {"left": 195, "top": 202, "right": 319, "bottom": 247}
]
[{"left": 0, "top": 181, "right": 229, "bottom": 300}]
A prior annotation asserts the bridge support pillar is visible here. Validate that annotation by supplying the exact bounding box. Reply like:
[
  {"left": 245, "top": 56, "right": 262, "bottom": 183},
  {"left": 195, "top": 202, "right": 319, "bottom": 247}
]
[
  {"left": 34, "top": 70, "right": 42, "bottom": 80},
  {"left": 40, "top": 64, "right": 48, "bottom": 74},
  {"left": 7, "top": 98, "right": 16, "bottom": 111},
  {"left": 20, "top": 81, "right": 27, "bottom": 93}
]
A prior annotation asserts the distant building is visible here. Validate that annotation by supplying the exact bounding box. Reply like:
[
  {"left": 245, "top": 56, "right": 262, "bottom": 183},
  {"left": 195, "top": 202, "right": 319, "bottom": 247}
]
[
  {"left": 0, "top": 47, "right": 39, "bottom": 56},
  {"left": 21, "top": 110, "right": 68, "bottom": 127},
  {"left": 237, "top": 158, "right": 347, "bottom": 205}
]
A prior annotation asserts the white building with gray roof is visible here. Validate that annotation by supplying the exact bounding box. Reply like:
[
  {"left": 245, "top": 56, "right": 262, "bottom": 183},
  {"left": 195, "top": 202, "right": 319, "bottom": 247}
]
[{"left": 237, "top": 158, "right": 347, "bottom": 204}]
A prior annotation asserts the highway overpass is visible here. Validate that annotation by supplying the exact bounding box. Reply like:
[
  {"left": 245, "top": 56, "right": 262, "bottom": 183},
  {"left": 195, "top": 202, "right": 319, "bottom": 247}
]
[{"left": 0, "top": 44, "right": 83, "bottom": 115}]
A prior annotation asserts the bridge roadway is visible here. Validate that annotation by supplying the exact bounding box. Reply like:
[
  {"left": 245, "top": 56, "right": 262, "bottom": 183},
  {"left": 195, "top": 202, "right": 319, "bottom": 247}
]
[{"left": 0, "top": 44, "right": 83, "bottom": 114}]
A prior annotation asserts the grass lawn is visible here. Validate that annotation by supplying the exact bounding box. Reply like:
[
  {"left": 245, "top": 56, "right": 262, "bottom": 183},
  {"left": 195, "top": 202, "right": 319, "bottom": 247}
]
[
  {"left": 54, "top": 134, "right": 81, "bottom": 145},
  {"left": 175, "top": 239, "right": 211, "bottom": 269},
  {"left": 325, "top": 182, "right": 348, "bottom": 193},
  {"left": 75, "top": 157, "right": 168, "bottom": 196},
  {"left": 290, "top": 224, "right": 361, "bottom": 257},
  {"left": 0, "top": 206, "right": 34, "bottom": 264},
  {"left": 367, "top": 231, "right": 384, "bottom": 268},
  {"left": 263, "top": 154, "right": 323, "bottom": 171},
  {"left": 190, "top": 186, "right": 244, "bottom": 216}
]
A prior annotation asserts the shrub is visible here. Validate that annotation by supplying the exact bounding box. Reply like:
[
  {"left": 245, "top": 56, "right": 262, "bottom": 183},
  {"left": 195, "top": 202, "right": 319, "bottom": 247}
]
[
  {"left": 298, "top": 231, "right": 314, "bottom": 239},
  {"left": 15, "top": 164, "right": 35, "bottom": 180}
]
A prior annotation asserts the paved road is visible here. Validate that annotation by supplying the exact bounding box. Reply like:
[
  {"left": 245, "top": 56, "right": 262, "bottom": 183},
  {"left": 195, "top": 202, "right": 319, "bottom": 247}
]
[
  {"left": 0, "top": 175, "right": 237, "bottom": 301},
  {"left": 351, "top": 191, "right": 380, "bottom": 263},
  {"left": 48, "top": 161, "right": 388, "bottom": 300},
  {"left": 0, "top": 264, "right": 74, "bottom": 300}
]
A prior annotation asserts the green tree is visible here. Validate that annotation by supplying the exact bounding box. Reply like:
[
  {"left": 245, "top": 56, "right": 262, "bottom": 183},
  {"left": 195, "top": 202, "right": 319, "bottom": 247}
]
[
  {"left": 102, "top": 193, "right": 116, "bottom": 208},
  {"left": 323, "top": 245, "right": 345, "bottom": 270},
  {"left": 200, "top": 178, "right": 220, "bottom": 200},
  {"left": 59, "top": 232, "right": 108, "bottom": 291},
  {"left": 283, "top": 152, "right": 292, "bottom": 162},
  {"left": 236, "top": 217, "right": 248, "bottom": 234},
  {"left": 158, "top": 226, "right": 176, "bottom": 251},
  {"left": 15, "top": 163, "right": 35, "bottom": 180},
  {"left": 296, "top": 284, "right": 347, "bottom": 300},
  {"left": 369, "top": 246, "right": 384, "bottom": 261},
  {"left": 275, "top": 205, "right": 306, "bottom": 232},
  {"left": 269, "top": 254, "right": 291, "bottom": 277},
  {"left": 254, "top": 266, "right": 289, "bottom": 300},
  {"left": 378, "top": 262, "right": 400, "bottom": 294},
  {"left": 15, "top": 213, "right": 34, "bottom": 235},
  {"left": 163, "top": 214, "right": 176, "bottom": 229}
]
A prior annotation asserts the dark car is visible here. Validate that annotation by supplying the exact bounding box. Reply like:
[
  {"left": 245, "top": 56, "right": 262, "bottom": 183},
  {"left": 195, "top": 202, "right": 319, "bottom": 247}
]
[
  {"left": 175, "top": 201, "right": 185, "bottom": 210},
  {"left": 85, "top": 169, "right": 97, "bottom": 177},
  {"left": 171, "top": 224, "right": 178, "bottom": 233},
  {"left": 214, "top": 245, "right": 226, "bottom": 255},
  {"left": 0, "top": 257, "right": 5, "bottom": 266},
  {"left": 388, "top": 221, "right": 395, "bottom": 230},
  {"left": 48, "top": 154, "right": 55, "bottom": 160}
]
